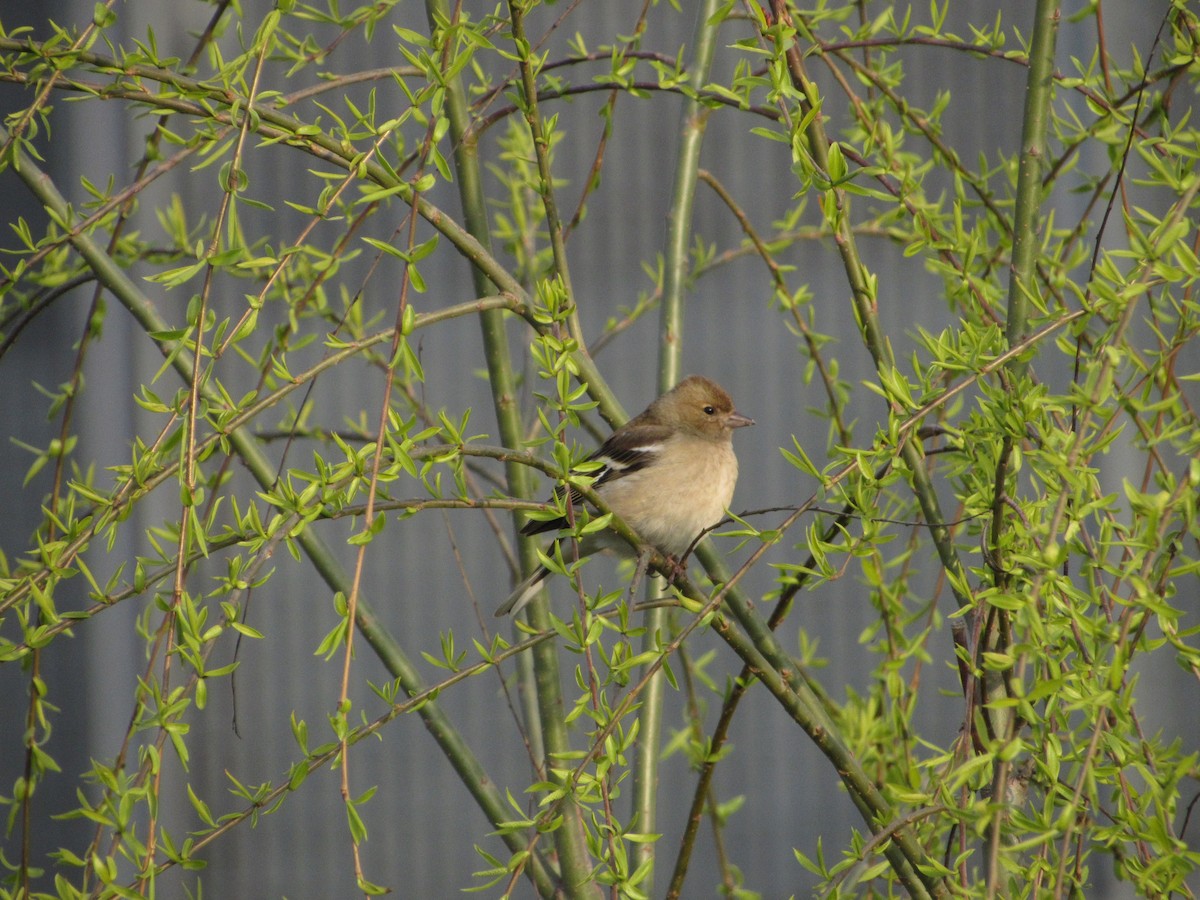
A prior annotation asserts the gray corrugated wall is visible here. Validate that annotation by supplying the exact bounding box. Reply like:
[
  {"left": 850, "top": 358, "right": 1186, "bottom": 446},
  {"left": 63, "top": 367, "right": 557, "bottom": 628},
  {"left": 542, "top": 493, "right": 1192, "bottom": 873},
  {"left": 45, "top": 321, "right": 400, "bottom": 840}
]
[{"left": 0, "top": 1, "right": 1193, "bottom": 897}]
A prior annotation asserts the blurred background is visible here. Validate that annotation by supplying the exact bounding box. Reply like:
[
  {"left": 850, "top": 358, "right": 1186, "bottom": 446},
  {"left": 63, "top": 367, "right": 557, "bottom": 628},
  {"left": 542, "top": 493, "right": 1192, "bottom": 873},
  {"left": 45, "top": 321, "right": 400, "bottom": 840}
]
[{"left": 0, "top": 0, "right": 1194, "bottom": 896}]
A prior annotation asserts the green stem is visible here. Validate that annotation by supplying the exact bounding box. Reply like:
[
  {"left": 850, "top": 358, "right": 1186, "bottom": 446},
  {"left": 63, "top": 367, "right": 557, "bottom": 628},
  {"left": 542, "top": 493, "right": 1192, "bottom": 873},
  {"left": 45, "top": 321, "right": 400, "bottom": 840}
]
[
  {"left": 986, "top": 1, "right": 1061, "bottom": 889},
  {"left": 1006, "top": 0, "right": 1061, "bottom": 375},
  {"left": 768, "top": 25, "right": 954, "bottom": 891},
  {"left": 426, "top": 3, "right": 597, "bottom": 895},
  {"left": 780, "top": 16, "right": 973, "bottom": 614},
  {"left": 0, "top": 32, "right": 637, "bottom": 435},
  {"left": 638, "top": 0, "right": 724, "bottom": 890},
  {"left": 666, "top": 499, "right": 857, "bottom": 898},
  {"left": 4, "top": 125, "right": 560, "bottom": 899},
  {"left": 695, "top": 546, "right": 946, "bottom": 899},
  {"left": 507, "top": 0, "right": 582, "bottom": 346}
]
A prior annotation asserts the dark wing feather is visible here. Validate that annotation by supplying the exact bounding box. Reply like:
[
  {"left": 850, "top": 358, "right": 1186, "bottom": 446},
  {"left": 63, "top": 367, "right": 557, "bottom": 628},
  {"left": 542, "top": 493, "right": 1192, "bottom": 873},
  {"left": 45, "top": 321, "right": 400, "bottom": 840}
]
[
  {"left": 520, "top": 424, "right": 671, "bottom": 536},
  {"left": 591, "top": 424, "right": 671, "bottom": 484}
]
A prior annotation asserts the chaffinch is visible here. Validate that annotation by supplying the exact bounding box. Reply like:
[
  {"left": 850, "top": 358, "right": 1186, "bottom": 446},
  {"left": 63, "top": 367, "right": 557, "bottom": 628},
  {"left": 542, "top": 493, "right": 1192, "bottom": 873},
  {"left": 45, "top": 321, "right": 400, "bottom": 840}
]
[{"left": 496, "top": 375, "right": 754, "bottom": 617}]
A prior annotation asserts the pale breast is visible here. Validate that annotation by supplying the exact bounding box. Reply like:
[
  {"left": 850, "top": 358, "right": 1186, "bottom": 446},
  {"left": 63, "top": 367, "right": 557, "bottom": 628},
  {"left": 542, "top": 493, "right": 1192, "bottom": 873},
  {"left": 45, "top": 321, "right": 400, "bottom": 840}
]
[{"left": 599, "top": 438, "right": 738, "bottom": 557}]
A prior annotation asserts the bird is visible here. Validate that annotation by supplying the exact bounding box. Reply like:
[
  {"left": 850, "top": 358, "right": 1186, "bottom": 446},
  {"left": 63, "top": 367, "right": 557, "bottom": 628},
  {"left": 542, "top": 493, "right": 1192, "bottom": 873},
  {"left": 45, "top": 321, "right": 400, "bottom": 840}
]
[{"left": 496, "top": 375, "right": 754, "bottom": 617}]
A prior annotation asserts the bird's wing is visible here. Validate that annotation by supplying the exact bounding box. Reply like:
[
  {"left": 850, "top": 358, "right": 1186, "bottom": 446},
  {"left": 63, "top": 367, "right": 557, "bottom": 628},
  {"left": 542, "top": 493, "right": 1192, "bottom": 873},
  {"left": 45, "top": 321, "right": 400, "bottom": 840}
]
[{"left": 519, "top": 424, "right": 672, "bottom": 536}]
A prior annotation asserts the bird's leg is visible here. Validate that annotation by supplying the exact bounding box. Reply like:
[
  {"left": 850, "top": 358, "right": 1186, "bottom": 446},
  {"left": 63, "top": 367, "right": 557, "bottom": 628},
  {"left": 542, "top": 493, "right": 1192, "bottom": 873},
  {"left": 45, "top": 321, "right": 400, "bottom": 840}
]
[
  {"left": 628, "top": 551, "right": 689, "bottom": 608},
  {"left": 660, "top": 553, "right": 688, "bottom": 586}
]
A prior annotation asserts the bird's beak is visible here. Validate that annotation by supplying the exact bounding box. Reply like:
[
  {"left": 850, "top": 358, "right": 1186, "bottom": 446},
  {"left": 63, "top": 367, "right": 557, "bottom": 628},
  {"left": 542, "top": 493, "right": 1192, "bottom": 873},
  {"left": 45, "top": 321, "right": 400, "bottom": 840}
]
[{"left": 728, "top": 411, "right": 755, "bottom": 429}]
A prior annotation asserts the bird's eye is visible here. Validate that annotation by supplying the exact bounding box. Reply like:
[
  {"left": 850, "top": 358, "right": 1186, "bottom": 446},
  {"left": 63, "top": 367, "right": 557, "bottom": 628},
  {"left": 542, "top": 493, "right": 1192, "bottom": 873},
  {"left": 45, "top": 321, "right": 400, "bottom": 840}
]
[{"left": 703, "top": 405, "right": 716, "bottom": 415}]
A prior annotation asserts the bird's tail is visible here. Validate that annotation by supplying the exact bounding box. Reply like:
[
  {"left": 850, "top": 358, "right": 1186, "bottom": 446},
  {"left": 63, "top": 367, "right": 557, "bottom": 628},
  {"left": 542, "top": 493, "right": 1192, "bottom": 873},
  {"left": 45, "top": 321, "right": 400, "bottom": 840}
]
[{"left": 494, "top": 565, "right": 550, "bottom": 617}]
